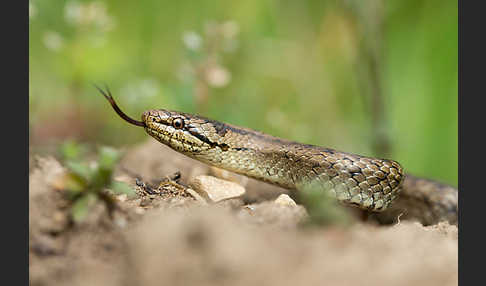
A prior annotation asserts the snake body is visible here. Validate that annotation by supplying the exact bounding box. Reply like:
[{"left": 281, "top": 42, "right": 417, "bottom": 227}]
[
  {"left": 97, "top": 86, "right": 458, "bottom": 224},
  {"left": 142, "top": 110, "right": 404, "bottom": 212}
]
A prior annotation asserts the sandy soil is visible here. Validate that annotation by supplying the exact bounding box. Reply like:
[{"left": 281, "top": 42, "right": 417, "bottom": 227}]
[{"left": 29, "top": 139, "right": 458, "bottom": 286}]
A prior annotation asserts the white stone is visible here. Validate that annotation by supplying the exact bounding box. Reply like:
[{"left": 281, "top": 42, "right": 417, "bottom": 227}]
[
  {"left": 274, "top": 194, "right": 297, "bottom": 207},
  {"left": 190, "top": 175, "right": 246, "bottom": 203}
]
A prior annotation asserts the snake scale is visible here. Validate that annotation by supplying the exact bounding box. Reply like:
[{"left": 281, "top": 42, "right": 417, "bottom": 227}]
[{"left": 97, "top": 86, "right": 458, "bottom": 225}]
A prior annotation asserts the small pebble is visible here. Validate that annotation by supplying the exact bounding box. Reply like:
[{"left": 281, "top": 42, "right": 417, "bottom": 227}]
[
  {"left": 274, "top": 194, "right": 297, "bottom": 207},
  {"left": 190, "top": 175, "right": 246, "bottom": 203}
]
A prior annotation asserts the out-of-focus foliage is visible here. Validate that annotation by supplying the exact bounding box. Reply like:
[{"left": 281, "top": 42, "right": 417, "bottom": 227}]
[
  {"left": 57, "top": 142, "right": 135, "bottom": 222},
  {"left": 297, "top": 181, "right": 354, "bottom": 227},
  {"left": 29, "top": 0, "right": 457, "bottom": 186}
]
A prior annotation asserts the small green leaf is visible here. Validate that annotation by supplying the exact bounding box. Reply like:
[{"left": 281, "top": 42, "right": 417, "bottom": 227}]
[
  {"left": 110, "top": 181, "right": 136, "bottom": 197},
  {"left": 71, "top": 193, "right": 97, "bottom": 223},
  {"left": 98, "top": 146, "right": 121, "bottom": 170},
  {"left": 66, "top": 161, "right": 93, "bottom": 181},
  {"left": 60, "top": 140, "right": 86, "bottom": 161},
  {"left": 63, "top": 173, "right": 87, "bottom": 195}
]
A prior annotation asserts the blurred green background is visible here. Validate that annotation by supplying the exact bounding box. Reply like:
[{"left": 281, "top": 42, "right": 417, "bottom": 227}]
[{"left": 29, "top": 0, "right": 457, "bottom": 186}]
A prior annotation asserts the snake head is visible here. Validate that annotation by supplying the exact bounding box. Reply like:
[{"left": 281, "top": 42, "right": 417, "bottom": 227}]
[
  {"left": 142, "top": 109, "right": 229, "bottom": 154},
  {"left": 97, "top": 84, "right": 229, "bottom": 154}
]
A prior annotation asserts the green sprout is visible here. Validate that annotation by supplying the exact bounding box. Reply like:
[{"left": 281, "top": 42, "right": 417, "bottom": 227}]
[{"left": 58, "top": 141, "right": 135, "bottom": 223}]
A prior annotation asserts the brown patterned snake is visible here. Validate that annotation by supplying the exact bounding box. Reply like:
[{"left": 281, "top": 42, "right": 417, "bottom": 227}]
[{"left": 97, "top": 86, "right": 458, "bottom": 226}]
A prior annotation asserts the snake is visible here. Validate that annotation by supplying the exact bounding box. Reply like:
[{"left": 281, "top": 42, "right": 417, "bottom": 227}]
[{"left": 97, "top": 86, "right": 458, "bottom": 225}]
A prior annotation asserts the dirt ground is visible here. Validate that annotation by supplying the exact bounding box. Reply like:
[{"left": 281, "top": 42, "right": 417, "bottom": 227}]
[{"left": 29, "top": 139, "right": 458, "bottom": 286}]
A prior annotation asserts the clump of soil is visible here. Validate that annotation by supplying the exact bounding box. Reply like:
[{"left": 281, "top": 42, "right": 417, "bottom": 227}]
[{"left": 29, "top": 139, "right": 458, "bottom": 286}]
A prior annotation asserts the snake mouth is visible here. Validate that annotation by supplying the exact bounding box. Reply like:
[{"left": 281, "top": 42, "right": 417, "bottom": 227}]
[{"left": 95, "top": 84, "right": 146, "bottom": 127}]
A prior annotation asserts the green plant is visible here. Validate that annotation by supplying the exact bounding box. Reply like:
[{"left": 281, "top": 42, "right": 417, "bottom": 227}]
[
  {"left": 297, "top": 181, "right": 354, "bottom": 227},
  {"left": 58, "top": 141, "right": 135, "bottom": 223}
]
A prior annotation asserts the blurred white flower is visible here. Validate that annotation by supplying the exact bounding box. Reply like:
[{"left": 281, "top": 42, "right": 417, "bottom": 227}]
[
  {"left": 120, "top": 79, "right": 160, "bottom": 104},
  {"left": 205, "top": 65, "right": 231, "bottom": 88},
  {"left": 178, "top": 20, "right": 239, "bottom": 91},
  {"left": 42, "top": 31, "right": 64, "bottom": 52},
  {"left": 64, "top": 1, "right": 115, "bottom": 31},
  {"left": 64, "top": 1, "right": 81, "bottom": 24},
  {"left": 182, "top": 31, "right": 202, "bottom": 51}
]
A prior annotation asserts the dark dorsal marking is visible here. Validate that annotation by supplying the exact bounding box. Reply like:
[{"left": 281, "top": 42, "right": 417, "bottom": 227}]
[
  {"left": 188, "top": 129, "right": 230, "bottom": 151},
  {"left": 208, "top": 120, "right": 230, "bottom": 137}
]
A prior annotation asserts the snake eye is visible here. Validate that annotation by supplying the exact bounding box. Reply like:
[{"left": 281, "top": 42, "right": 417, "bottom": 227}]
[{"left": 172, "top": 118, "right": 184, "bottom": 129}]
